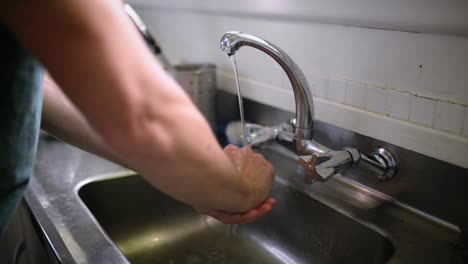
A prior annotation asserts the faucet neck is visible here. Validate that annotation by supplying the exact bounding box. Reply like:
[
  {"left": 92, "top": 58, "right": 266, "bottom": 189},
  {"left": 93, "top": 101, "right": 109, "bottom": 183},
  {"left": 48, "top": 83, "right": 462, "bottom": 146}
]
[{"left": 220, "top": 31, "right": 314, "bottom": 141}]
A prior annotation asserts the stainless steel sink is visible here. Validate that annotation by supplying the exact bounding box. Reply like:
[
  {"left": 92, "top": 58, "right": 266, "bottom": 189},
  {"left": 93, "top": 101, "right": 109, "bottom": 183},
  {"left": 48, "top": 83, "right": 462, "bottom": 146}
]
[
  {"left": 28, "top": 100, "right": 465, "bottom": 263},
  {"left": 79, "top": 173, "right": 394, "bottom": 264}
]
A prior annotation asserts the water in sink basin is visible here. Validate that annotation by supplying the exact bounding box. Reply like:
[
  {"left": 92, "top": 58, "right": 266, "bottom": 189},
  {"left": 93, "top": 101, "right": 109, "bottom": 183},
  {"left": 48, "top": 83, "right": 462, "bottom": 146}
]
[{"left": 79, "top": 175, "right": 393, "bottom": 264}]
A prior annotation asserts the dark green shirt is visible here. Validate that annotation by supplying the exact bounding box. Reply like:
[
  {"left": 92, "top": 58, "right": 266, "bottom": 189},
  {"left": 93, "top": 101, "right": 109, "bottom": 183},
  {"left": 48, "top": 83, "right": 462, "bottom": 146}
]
[{"left": 0, "top": 24, "right": 43, "bottom": 234}]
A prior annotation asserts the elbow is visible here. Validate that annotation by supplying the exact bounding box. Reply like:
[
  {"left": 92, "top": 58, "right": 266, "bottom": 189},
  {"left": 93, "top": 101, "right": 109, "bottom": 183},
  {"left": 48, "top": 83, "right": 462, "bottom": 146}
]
[
  {"left": 98, "top": 122, "right": 138, "bottom": 159},
  {"left": 97, "top": 108, "right": 177, "bottom": 165}
]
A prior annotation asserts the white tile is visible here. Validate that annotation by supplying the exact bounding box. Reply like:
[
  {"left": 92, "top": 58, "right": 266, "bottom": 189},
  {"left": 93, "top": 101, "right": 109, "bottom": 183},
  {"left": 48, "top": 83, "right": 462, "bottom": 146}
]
[
  {"left": 345, "top": 81, "right": 366, "bottom": 108},
  {"left": 365, "top": 86, "right": 387, "bottom": 114},
  {"left": 239, "top": 63, "right": 284, "bottom": 88},
  {"left": 312, "top": 76, "right": 328, "bottom": 98},
  {"left": 328, "top": 79, "right": 346, "bottom": 103},
  {"left": 463, "top": 107, "right": 468, "bottom": 137},
  {"left": 306, "top": 75, "right": 316, "bottom": 96},
  {"left": 280, "top": 73, "right": 290, "bottom": 90},
  {"left": 387, "top": 90, "right": 411, "bottom": 120},
  {"left": 262, "top": 66, "right": 285, "bottom": 88},
  {"left": 306, "top": 75, "right": 318, "bottom": 96},
  {"left": 434, "top": 101, "right": 464, "bottom": 134},
  {"left": 409, "top": 96, "right": 436, "bottom": 127}
]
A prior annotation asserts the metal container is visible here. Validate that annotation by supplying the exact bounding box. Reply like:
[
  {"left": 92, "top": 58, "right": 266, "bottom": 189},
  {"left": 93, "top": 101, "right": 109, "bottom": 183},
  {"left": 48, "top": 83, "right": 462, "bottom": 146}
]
[
  {"left": 174, "top": 64, "right": 216, "bottom": 130},
  {"left": 125, "top": 5, "right": 217, "bottom": 129}
]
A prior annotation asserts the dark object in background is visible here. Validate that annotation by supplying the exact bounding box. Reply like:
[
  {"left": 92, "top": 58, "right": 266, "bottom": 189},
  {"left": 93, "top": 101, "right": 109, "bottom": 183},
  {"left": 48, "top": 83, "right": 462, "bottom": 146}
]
[{"left": 124, "top": 3, "right": 172, "bottom": 71}]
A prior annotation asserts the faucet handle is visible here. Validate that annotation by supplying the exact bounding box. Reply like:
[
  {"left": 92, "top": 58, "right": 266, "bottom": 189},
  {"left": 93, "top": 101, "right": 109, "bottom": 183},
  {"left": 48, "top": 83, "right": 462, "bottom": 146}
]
[
  {"left": 298, "top": 148, "right": 360, "bottom": 184},
  {"left": 245, "top": 124, "right": 279, "bottom": 148},
  {"left": 298, "top": 154, "right": 321, "bottom": 184}
]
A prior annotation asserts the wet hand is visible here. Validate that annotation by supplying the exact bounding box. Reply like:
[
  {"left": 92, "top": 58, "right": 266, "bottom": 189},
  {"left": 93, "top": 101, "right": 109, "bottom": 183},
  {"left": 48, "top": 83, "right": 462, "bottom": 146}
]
[
  {"left": 224, "top": 144, "right": 275, "bottom": 209},
  {"left": 197, "top": 198, "right": 277, "bottom": 224}
]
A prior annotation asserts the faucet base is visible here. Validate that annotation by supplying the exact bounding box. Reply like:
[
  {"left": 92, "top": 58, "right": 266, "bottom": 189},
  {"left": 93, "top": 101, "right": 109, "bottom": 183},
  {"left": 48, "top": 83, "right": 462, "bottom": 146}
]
[{"left": 360, "top": 148, "right": 397, "bottom": 180}]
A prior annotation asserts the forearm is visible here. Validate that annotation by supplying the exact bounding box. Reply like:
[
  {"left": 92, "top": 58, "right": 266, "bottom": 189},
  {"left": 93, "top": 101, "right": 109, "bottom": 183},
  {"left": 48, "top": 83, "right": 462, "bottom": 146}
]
[
  {"left": 41, "top": 72, "right": 126, "bottom": 167},
  {"left": 3, "top": 0, "right": 260, "bottom": 212},
  {"left": 41, "top": 73, "right": 241, "bottom": 210}
]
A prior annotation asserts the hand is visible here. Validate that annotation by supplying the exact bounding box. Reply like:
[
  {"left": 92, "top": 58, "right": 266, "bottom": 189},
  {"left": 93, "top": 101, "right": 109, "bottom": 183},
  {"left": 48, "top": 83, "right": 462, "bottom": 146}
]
[
  {"left": 224, "top": 144, "right": 275, "bottom": 210},
  {"left": 196, "top": 144, "right": 275, "bottom": 224},
  {"left": 198, "top": 198, "right": 277, "bottom": 224}
]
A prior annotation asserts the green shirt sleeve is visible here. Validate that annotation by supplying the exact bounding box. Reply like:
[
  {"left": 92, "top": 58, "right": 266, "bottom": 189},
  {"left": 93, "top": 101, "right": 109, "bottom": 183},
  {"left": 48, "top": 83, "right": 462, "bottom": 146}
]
[{"left": 0, "top": 24, "right": 44, "bottom": 234}]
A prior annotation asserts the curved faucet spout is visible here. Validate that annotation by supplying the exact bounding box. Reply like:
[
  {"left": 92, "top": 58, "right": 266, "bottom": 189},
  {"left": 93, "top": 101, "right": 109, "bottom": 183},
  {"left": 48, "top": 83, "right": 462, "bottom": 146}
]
[{"left": 220, "top": 31, "right": 314, "bottom": 142}]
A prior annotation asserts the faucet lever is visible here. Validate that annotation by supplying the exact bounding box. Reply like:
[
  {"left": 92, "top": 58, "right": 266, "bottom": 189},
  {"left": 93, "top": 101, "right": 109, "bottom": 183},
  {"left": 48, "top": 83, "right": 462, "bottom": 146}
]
[
  {"left": 298, "top": 148, "right": 360, "bottom": 184},
  {"left": 298, "top": 154, "right": 320, "bottom": 184}
]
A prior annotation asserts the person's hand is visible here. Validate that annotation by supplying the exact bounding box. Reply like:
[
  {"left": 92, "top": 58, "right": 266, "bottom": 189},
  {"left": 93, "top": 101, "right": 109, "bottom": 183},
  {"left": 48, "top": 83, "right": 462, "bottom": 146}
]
[
  {"left": 196, "top": 145, "right": 275, "bottom": 224},
  {"left": 197, "top": 198, "right": 276, "bottom": 224},
  {"left": 223, "top": 144, "right": 275, "bottom": 209},
  {"left": 196, "top": 144, "right": 275, "bottom": 224}
]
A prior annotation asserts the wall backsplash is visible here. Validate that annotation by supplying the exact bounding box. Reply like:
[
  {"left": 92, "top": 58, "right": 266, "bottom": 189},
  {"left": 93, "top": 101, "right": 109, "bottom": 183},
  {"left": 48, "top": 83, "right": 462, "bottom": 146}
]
[{"left": 131, "top": 1, "right": 468, "bottom": 169}]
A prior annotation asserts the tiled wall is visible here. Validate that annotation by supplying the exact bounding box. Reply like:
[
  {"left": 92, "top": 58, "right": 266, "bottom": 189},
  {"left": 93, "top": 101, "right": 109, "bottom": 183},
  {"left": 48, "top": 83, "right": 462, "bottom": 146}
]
[
  {"left": 130, "top": 2, "right": 468, "bottom": 168},
  {"left": 313, "top": 77, "right": 467, "bottom": 136}
]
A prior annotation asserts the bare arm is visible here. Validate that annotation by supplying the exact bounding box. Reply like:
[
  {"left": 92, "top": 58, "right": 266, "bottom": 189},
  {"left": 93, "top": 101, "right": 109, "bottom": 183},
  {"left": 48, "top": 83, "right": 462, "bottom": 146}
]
[
  {"left": 42, "top": 72, "right": 276, "bottom": 224},
  {"left": 41, "top": 72, "right": 126, "bottom": 166},
  {"left": 3, "top": 0, "right": 274, "bottom": 213}
]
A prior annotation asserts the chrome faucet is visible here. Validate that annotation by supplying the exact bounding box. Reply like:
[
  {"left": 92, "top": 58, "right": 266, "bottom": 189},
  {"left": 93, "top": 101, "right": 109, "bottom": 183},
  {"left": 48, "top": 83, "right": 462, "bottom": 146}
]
[
  {"left": 220, "top": 31, "right": 397, "bottom": 183},
  {"left": 220, "top": 31, "right": 314, "bottom": 143}
]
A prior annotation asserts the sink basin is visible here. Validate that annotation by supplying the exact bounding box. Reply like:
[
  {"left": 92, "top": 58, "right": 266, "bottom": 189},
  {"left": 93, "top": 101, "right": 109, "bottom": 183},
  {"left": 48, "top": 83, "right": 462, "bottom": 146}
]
[{"left": 79, "top": 174, "right": 393, "bottom": 264}]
